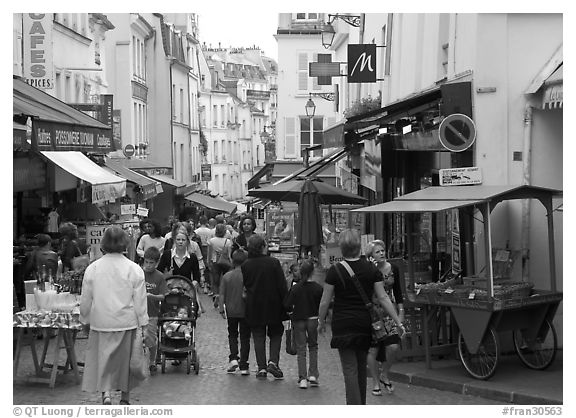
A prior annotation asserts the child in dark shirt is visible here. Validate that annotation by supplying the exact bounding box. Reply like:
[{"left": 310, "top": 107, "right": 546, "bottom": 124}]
[
  {"left": 142, "top": 246, "right": 168, "bottom": 374},
  {"left": 285, "top": 259, "right": 323, "bottom": 389}
]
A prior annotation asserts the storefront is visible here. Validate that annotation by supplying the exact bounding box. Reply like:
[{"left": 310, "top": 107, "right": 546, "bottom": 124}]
[
  {"left": 13, "top": 76, "right": 121, "bottom": 239},
  {"left": 335, "top": 81, "right": 475, "bottom": 281}
]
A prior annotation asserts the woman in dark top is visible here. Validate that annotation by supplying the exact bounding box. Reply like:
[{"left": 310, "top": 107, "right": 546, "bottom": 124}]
[
  {"left": 318, "top": 229, "right": 405, "bottom": 405},
  {"left": 365, "top": 240, "right": 405, "bottom": 396},
  {"left": 231, "top": 215, "right": 257, "bottom": 252},
  {"left": 158, "top": 229, "right": 200, "bottom": 286}
]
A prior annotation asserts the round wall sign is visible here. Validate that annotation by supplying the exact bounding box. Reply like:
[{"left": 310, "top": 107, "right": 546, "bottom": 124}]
[
  {"left": 438, "top": 113, "right": 477, "bottom": 152},
  {"left": 123, "top": 144, "right": 135, "bottom": 158}
]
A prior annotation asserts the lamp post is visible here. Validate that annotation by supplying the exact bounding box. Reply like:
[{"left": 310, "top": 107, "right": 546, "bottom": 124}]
[{"left": 321, "top": 14, "right": 362, "bottom": 49}]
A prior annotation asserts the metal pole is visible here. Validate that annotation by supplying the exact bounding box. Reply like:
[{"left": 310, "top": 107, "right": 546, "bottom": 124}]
[{"left": 481, "top": 202, "right": 494, "bottom": 298}]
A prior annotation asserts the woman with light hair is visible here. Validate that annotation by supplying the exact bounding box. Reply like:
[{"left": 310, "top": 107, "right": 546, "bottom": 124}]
[
  {"left": 318, "top": 229, "right": 405, "bottom": 405},
  {"left": 364, "top": 240, "right": 404, "bottom": 396}
]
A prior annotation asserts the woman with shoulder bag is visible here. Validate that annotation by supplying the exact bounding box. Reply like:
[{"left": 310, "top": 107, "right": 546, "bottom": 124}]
[
  {"left": 365, "top": 240, "right": 405, "bottom": 396},
  {"left": 317, "top": 229, "right": 405, "bottom": 405},
  {"left": 207, "top": 224, "right": 233, "bottom": 308}
]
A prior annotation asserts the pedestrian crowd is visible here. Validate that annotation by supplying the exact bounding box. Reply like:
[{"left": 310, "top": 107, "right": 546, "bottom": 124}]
[{"left": 73, "top": 211, "right": 407, "bottom": 405}]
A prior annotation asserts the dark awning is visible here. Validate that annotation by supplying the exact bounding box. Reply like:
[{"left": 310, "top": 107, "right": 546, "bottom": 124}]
[
  {"left": 184, "top": 192, "right": 237, "bottom": 214},
  {"left": 13, "top": 76, "right": 114, "bottom": 153},
  {"left": 247, "top": 163, "right": 274, "bottom": 190},
  {"left": 104, "top": 158, "right": 160, "bottom": 200},
  {"left": 345, "top": 85, "right": 443, "bottom": 132}
]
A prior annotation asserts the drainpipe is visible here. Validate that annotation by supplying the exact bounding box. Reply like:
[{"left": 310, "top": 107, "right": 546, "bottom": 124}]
[
  {"left": 521, "top": 104, "right": 533, "bottom": 281},
  {"left": 356, "top": 13, "right": 365, "bottom": 103},
  {"left": 169, "top": 59, "right": 175, "bottom": 178}
]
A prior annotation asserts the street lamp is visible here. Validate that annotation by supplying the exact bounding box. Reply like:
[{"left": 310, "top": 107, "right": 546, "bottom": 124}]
[
  {"left": 321, "top": 14, "right": 362, "bottom": 49},
  {"left": 305, "top": 94, "right": 316, "bottom": 118}
]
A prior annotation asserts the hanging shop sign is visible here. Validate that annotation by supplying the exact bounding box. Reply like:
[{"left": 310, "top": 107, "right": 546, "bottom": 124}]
[
  {"left": 121, "top": 204, "right": 136, "bottom": 215},
  {"left": 201, "top": 164, "right": 212, "bottom": 182},
  {"left": 23, "top": 13, "right": 54, "bottom": 89},
  {"left": 439, "top": 167, "right": 482, "bottom": 186},
  {"left": 34, "top": 120, "right": 113, "bottom": 153},
  {"left": 438, "top": 113, "right": 477, "bottom": 152},
  {"left": 348, "top": 44, "right": 377, "bottom": 83},
  {"left": 136, "top": 206, "right": 149, "bottom": 217}
]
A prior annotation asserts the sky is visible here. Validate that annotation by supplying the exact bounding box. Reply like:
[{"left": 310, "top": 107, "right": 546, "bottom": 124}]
[{"left": 197, "top": 11, "right": 279, "bottom": 61}]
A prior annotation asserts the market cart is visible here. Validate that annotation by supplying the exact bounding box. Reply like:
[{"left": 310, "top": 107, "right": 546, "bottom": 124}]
[{"left": 354, "top": 184, "right": 563, "bottom": 379}]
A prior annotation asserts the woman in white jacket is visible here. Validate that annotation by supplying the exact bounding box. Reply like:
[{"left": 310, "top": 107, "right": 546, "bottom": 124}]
[{"left": 80, "top": 226, "right": 149, "bottom": 405}]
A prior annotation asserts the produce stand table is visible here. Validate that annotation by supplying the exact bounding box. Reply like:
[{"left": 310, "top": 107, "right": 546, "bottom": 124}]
[
  {"left": 353, "top": 185, "right": 563, "bottom": 379},
  {"left": 13, "top": 312, "right": 84, "bottom": 388}
]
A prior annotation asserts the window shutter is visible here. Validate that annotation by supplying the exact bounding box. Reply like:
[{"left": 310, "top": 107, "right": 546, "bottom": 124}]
[
  {"left": 312, "top": 53, "right": 321, "bottom": 90},
  {"left": 285, "top": 117, "right": 296, "bottom": 157},
  {"left": 298, "top": 53, "right": 308, "bottom": 92}
]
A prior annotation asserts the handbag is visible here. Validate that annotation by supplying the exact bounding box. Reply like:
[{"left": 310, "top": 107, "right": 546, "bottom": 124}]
[
  {"left": 71, "top": 244, "right": 90, "bottom": 272},
  {"left": 337, "top": 261, "right": 391, "bottom": 343},
  {"left": 285, "top": 321, "right": 297, "bottom": 355},
  {"left": 129, "top": 327, "right": 150, "bottom": 380},
  {"left": 215, "top": 239, "right": 232, "bottom": 270}
]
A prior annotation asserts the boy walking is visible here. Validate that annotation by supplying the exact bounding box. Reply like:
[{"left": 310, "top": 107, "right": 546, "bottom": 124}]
[
  {"left": 285, "top": 260, "right": 323, "bottom": 389},
  {"left": 219, "top": 249, "right": 251, "bottom": 375},
  {"left": 142, "top": 246, "right": 168, "bottom": 374}
]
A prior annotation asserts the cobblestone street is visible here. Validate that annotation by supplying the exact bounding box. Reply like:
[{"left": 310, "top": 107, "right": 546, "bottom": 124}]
[{"left": 13, "top": 292, "right": 505, "bottom": 406}]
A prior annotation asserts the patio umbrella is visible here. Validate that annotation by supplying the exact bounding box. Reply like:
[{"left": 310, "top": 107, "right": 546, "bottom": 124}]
[
  {"left": 297, "top": 179, "right": 324, "bottom": 249},
  {"left": 247, "top": 178, "right": 367, "bottom": 205}
]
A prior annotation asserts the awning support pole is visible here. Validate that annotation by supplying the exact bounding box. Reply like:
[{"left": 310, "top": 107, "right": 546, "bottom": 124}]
[
  {"left": 481, "top": 202, "right": 494, "bottom": 297},
  {"left": 544, "top": 197, "right": 557, "bottom": 292}
]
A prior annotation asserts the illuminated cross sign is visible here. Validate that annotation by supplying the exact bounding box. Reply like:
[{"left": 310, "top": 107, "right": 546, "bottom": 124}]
[
  {"left": 348, "top": 44, "right": 377, "bottom": 83},
  {"left": 308, "top": 54, "right": 339, "bottom": 85}
]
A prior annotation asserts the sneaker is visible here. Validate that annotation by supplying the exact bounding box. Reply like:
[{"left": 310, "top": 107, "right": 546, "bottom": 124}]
[
  {"left": 227, "top": 360, "right": 239, "bottom": 373},
  {"left": 308, "top": 376, "right": 319, "bottom": 387},
  {"left": 298, "top": 378, "right": 308, "bottom": 389},
  {"left": 240, "top": 369, "right": 250, "bottom": 376},
  {"left": 266, "top": 362, "right": 284, "bottom": 380},
  {"left": 256, "top": 369, "right": 268, "bottom": 379}
]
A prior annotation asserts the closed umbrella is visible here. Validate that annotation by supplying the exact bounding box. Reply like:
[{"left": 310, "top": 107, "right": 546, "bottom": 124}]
[{"left": 297, "top": 179, "right": 324, "bottom": 250}]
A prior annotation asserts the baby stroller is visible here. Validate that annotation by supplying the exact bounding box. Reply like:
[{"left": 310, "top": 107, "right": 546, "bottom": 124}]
[{"left": 157, "top": 275, "right": 200, "bottom": 374}]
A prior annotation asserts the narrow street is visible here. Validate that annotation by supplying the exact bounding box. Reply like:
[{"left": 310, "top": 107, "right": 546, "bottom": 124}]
[{"left": 13, "top": 291, "right": 505, "bottom": 406}]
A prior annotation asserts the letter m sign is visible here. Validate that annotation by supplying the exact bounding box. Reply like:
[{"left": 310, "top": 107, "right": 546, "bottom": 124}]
[{"left": 347, "top": 44, "right": 377, "bottom": 83}]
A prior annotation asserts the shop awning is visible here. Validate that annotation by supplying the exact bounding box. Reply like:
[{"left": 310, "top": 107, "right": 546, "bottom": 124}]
[
  {"left": 41, "top": 151, "right": 126, "bottom": 204},
  {"left": 104, "top": 159, "right": 160, "bottom": 200},
  {"left": 345, "top": 85, "right": 443, "bottom": 131},
  {"left": 542, "top": 64, "right": 563, "bottom": 109},
  {"left": 146, "top": 174, "right": 187, "bottom": 188},
  {"left": 353, "top": 185, "right": 562, "bottom": 213},
  {"left": 14, "top": 76, "right": 114, "bottom": 153},
  {"left": 184, "top": 192, "right": 237, "bottom": 214}
]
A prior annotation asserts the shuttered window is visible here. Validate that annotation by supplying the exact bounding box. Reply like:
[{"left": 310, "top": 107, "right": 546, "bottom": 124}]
[
  {"left": 298, "top": 53, "right": 308, "bottom": 91},
  {"left": 285, "top": 117, "right": 296, "bottom": 157}
]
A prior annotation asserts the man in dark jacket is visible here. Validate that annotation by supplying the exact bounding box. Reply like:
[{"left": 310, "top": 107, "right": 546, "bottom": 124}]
[{"left": 241, "top": 235, "right": 288, "bottom": 379}]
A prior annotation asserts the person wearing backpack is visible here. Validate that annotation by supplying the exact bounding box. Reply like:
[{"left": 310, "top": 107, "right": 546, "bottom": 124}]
[{"left": 208, "top": 224, "right": 233, "bottom": 309}]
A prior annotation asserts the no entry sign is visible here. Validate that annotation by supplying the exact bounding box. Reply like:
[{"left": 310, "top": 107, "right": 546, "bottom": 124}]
[{"left": 439, "top": 113, "right": 477, "bottom": 152}]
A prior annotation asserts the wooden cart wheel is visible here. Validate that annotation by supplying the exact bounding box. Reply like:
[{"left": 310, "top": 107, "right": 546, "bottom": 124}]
[
  {"left": 513, "top": 319, "right": 557, "bottom": 370},
  {"left": 161, "top": 353, "right": 166, "bottom": 374},
  {"left": 458, "top": 326, "right": 500, "bottom": 380}
]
